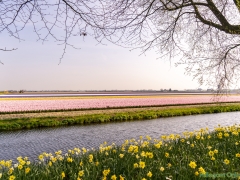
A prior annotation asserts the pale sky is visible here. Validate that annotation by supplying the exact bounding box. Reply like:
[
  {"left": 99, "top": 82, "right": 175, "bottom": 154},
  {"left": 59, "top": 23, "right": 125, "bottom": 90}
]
[{"left": 0, "top": 28, "right": 201, "bottom": 91}]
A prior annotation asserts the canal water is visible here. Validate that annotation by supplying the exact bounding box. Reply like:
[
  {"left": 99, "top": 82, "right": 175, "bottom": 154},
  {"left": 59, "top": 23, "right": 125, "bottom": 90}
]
[{"left": 0, "top": 111, "right": 240, "bottom": 161}]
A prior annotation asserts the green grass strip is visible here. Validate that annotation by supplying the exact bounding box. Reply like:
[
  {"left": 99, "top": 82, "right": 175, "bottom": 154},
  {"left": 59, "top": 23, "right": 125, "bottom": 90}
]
[{"left": 1, "top": 104, "right": 240, "bottom": 131}]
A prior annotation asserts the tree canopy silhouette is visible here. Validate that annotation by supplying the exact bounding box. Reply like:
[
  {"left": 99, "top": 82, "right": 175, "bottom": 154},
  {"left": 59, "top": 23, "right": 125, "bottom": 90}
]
[{"left": 1, "top": 0, "right": 240, "bottom": 90}]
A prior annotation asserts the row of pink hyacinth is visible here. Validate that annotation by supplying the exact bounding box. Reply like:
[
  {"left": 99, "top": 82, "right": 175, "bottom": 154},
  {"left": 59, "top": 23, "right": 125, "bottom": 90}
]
[{"left": 1, "top": 95, "right": 240, "bottom": 112}]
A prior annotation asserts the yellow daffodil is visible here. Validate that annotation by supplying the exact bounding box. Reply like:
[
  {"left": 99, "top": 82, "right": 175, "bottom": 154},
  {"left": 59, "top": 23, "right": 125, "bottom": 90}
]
[
  {"left": 9, "top": 175, "right": 15, "bottom": 180},
  {"left": 119, "top": 175, "right": 125, "bottom": 180},
  {"left": 165, "top": 152, "right": 169, "bottom": 158},
  {"left": 82, "top": 148, "right": 87, "bottom": 153},
  {"left": 48, "top": 161, "right": 52, "bottom": 167},
  {"left": 119, "top": 154, "right": 124, "bottom": 158},
  {"left": 25, "top": 167, "right": 30, "bottom": 174},
  {"left": 134, "top": 163, "right": 138, "bottom": 168},
  {"left": 67, "top": 157, "right": 73, "bottom": 163},
  {"left": 8, "top": 167, "right": 14, "bottom": 175},
  {"left": 111, "top": 175, "right": 117, "bottom": 180},
  {"left": 154, "top": 143, "right": 161, "bottom": 148},
  {"left": 139, "top": 161, "right": 145, "bottom": 169},
  {"left": 224, "top": 133, "right": 229, "bottom": 137},
  {"left": 167, "top": 163, "right": 172, "bottom": 168},
  {"left": 78, "top": 170, "right": 84, "bottom": 177},
  {"left": 208, "top": 151, "right": 214, "bottom": 156},
  {"left": 38, "top": 155, "right": 44, "bottom": 161},
  {"left": 198, "top": 167, "right": 206, "bottom": 174},
  {"left": 103, "top": 169, "right": 110, "bottom": 177},
  {"left": 89, "top": 154, "right": 93, "bottom": 163},
  {"left": 146, "top": 152, "right": 153, "bottom": 158},
  {"left": 224, "top": 159, "right": 230, "bottom": 165},
  {"left": 146, "top": 135, "right": 151, "bottom": 140},
  {"left": 160, "top": 167, "right": 165, "bottom": 172},
  {"left": 217, "top": 133, "right": 222, "bottom": 139},
  {"left": 141, "top": 151, "right": 146, "bottom": 157},
  {"left": 189, "top": 161, "right": 197, "bottom": 169},
  {"left": 147, "top": 171, "right": 152, "bottom": 177},
  {"left": 211, "top": 157, "right": 215, "bottom": 161}
]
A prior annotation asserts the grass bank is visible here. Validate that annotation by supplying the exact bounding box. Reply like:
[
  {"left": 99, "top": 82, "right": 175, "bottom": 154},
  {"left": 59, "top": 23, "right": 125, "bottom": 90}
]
[
  {"left": 0, "top": 124, "right": 239, "bottom": 180},
  {"left": 1, "top": 103, "right": 240, "bottom": 131}
]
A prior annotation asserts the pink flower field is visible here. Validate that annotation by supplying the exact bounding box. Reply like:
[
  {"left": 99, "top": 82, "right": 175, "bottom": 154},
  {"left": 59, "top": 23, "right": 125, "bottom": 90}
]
[{"left": 1, "top": 95, "right": 240, "bottom": 112}]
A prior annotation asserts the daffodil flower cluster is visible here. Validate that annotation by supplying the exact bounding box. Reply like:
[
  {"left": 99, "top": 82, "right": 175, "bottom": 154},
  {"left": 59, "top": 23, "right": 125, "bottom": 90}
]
[{"left": 0, "top": 124, "right": 239, "bottom": 180}]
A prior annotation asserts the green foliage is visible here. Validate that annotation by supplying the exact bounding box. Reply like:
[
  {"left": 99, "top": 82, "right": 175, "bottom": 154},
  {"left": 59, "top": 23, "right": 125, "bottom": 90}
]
[{"left": 1, "top": 104, "right": 240, "bottom": 131}]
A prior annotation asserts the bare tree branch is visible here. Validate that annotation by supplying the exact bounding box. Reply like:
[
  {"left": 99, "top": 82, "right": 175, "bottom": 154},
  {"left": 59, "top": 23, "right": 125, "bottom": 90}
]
[
  {"left": 0, "top": 47, "right": 17, "bottom": 51},
  {"left": 0, "top": 47, "right": 17, "bottom": 65},
  {"left": 1, "top": 0, "right": 240, "bottom": 92}
]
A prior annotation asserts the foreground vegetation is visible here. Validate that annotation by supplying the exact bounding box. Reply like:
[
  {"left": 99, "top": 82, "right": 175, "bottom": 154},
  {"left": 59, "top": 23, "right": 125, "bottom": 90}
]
[
  {"left": 1, "top": 104, "right": 240, "bottom": 131},
  {"left": 0, "top": 124, "right": 239, "bottom": 179}
]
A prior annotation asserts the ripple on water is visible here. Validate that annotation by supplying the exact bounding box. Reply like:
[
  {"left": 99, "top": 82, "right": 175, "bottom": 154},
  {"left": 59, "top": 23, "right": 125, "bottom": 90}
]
[{"left": 0, "top": 111, "right": 240, "bottom": 161}]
